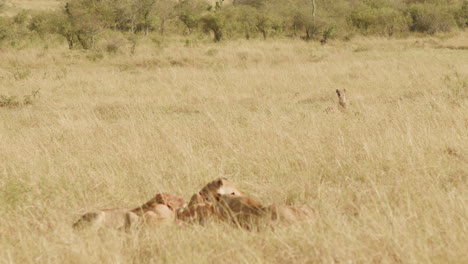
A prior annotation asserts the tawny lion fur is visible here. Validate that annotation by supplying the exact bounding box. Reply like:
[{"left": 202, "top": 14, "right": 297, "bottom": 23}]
[
  {"left": 74, "top": 178, "right": 316, "bottom": 231},
  {"left": 177, "top": 178, "right": 244, "bottom": 224},
  {"left": 73, "top": 193, "right": 185, "bottom": 230},
  {"left": 212, "top": 194, "right": 317, "bottom": 229},
  {"left": 193, "top": 178, "right": 244, "bottom": 205}
]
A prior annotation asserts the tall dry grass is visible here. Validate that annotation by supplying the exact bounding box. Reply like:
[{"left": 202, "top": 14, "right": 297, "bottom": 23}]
[
  {"left": 0, "top": 33, "right": 467, "bottom": 263},
  {"left": 1, "top": 0, "right": 60, "bottom": 15}
]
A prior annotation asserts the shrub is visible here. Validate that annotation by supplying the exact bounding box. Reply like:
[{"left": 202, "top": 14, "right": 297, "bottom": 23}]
[
  {"left": 0, "top": 90, "right": 40, "bottom": 108},
  {"left": 234, "top": 5, "right": 258, "bottom": 39},
  {"left": 200, "top": 13, "right": 225, "bottom": 41},
  {"left": 408, "top": 4, "right": 456, "bottom": 34},
  {"left": 175, "top": 0, "right": 210, "bottom": 35},
  {"left": 28, "top": 13, "right": 50, "bottom": 36},
  {"left": 1, "top": 0, "right": 466, "bottom": 45},
  {"left": 454, "top": 1, "right": 468, "bottom": 28},
  {"left": 0, "top": 17, "right": 11, "bottom": 43},
  {"left": 321, "top": 25, "right": 335, "bottom": 44},
  {"left": 0, "top": 95, "right": 20, "bottom": 108},
  {"left": 254, "top": 12, "right": 272, "bottom": 40},
  {"left": 13, "top": 10, "right": 29, "bottom": 26},
  {"left": 233, "top": 0, "right": 265, "bottom": 9},
  {"left": 349, "top": 4, "right": 409, "bottom": 36},
  {"left": 105, "top": 35, "right": 127, "bottom": 54}
]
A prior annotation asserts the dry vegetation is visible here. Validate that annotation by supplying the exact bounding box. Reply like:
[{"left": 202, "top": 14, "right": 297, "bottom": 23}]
[
  {"left": 0, "top": 32, "right": 467, "bottom": 263},
  {"left": 1, "top": 0, "right": 60, "bottom": 15}
]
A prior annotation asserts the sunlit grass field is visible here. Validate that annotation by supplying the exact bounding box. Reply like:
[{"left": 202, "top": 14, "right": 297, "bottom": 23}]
[
  {"left": 1, "top": 0, "right": 60, "bottom": 16},
  {"left": 0, "top": 32, "right": 467, "bottom": 263}
]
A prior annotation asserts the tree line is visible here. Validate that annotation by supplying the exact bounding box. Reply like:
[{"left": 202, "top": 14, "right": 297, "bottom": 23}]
[{"left": 1, "top": 0, "right": 467, "bottom": 49}]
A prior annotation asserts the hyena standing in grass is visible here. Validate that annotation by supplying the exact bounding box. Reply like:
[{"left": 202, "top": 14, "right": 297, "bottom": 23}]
[
  {"left": 336, "top": 89, "right": 347, "bottom": 109},
  {"left": 325, "top": 89, "right": 347, "bottom": 113}
]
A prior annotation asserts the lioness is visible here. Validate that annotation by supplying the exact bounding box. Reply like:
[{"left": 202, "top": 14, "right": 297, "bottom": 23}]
[
  {"left": 73, "top": 208, "right": 129, "bottom": 230},
  {"left": 212, "top": 194, "right": 316, "bottom": 229},
  {"left": 73, "top": 193, "right": 185, "bottom": 230},
  {"left": 176, "top": 202, "right": 217, "bottom": 225},
  {"left": 177, "top": 178, "right": 244, "bottom": 224},
  {"left": 189, "top": 178, "right": 244, "bottom": 207},
  {"left": 267, "top": 204, "right": 316, "bottom": 224},
  {"left": 125, "top": 193, "right": 186, "bottom": 230},
  {"left": 214, "top": 194, "right": 266, "bottom": 229},
  {"left": 131, "top": 193, "right": 186, "bottom": 215}
]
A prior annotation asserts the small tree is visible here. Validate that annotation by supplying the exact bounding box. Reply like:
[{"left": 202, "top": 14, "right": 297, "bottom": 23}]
[
  {"left": 50, "top": 12, "right": 77, "bottom": 49},
  {"left": 176, "top": 0, "right": 209, "bottom": 34},
  {"left": 255, "top": 13, "right": 275, "bottom": 39},
  {"left": 200, "top": 12, "right": 225, "bottom": 41},
  {"left": 111, "top": 0, "right": 158, "bottom": 34},
  {"left": 154, "top": 0, "right": 177, "bottom": 35},
  {"left": 236, "top": 5, "right": 258, "bottom": 39},
  {"left": 64, "top": 0, "right": 107, "bottom": 49}
]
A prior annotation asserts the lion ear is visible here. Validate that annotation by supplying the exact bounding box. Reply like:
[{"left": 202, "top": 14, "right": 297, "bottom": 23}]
[
  {"left": 155, "top": 193, "right": 165, "bottom": 204},
  {"left": 215, "top": 178, "right": 224, "bottom": 187},
  {"left": 336, "top": 89, "right": 340, "bottom": 95}
]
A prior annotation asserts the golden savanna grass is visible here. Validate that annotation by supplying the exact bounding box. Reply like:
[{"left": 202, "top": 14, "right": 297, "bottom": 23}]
[
  {"left": 0, "top": 32, "right": 467, "bottom": 263},
  {"left": 1, "top": 0, "right": 60, "bottom": 15}
]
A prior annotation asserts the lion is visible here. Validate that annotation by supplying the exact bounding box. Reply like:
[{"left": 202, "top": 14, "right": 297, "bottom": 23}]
[
  {"left": 176, "top": 202, "right": 217, "bottom": 225},
  {"left": 125, "top": 193, "right": 187, "bottom": 230},
  {"left": 131, "top": 193, "right": 186, "bottom": 215},
  {"left": 125, "top": 204, "right": 175, "bottom": 230},
  {"left": 177, "top": 178, "right": 244, "bottom": 225},
  {"left": 267, "top": 204, "right": 316, "bottom": 224},
  {"left": 214, "top": 194, "right": 267, "bottom": 229},
  {"left": 73, "top": 193, "right": 185, "bottom": 230},
  {"left": 72, "top": 208, "right": 129, "bottom": 230},
  {"left": 194, "top": 178, "right": 244, "bottom": 205},
  {"left": 211, "top": 194, "right": 317, "bottom": 229}
]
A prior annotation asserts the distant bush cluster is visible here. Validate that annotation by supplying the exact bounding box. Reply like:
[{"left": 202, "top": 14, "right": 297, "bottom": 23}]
[{"left": 0, "top": 0, "right": 467, "bottom": 48}]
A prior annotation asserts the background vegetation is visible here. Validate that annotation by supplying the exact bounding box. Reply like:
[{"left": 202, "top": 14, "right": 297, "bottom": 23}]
[
  {"left": 0, "top": 0, "right": 467, "bottom": 263},
  {"left": 0, "top": 0, "right": 467, "bottom": 48}
]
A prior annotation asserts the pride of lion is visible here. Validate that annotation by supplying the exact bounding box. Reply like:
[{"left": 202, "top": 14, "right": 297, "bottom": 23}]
[
  {"left": 73, "top": 178, "right": 316, "bottom": 231},
  {"left": 75, "top": 89, "right": 344, "bottom": 231}
]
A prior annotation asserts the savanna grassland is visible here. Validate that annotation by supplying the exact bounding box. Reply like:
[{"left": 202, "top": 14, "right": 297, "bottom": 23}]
[{"left": 1, "top": 22, "right": 468, "bottom": 264}]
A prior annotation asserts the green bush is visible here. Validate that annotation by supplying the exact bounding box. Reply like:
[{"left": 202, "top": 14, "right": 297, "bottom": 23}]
[
  {"left": 13, "top": 10, "right": 29, "bottom": 26},
  {"left": 233, "top": 0, "right": 265, "bottom": 9},
  {"left": 454, "top": 1, "right": 468, "bottom": 28},
  {"left": 408, "top": 4, "right": 456, "bottom": 34},
  {"left": 349, "top": 4, "right": 409, "bottom": 36},
  {"left": 0, "top": 17, "right": 11, "bottom": 43},
  {"left": 105, "top": 35, "right": 127, "bottom": 54},
  {"left": 235, "top": 5, "right": 258, "bottom": 39},
  {"left": 176, "top": 0, "right": 210, "bottom": 35},
  {"left": 200, "top": 12, "right": 225, "bottom": 41},
  {"left": 1, "top": 0, "right": 466, "bottom": 47},
  {"left": 29, "top": 12, "right": 57, "bottom": 37}
]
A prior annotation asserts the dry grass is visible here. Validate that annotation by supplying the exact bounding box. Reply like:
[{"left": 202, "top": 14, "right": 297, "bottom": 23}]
[
  {"left": 1, "top": 0, "right": 230, "bottom": 15},
  {"left": 0, "top": 32, "right": 467, "bottom": 263},
  {"left": 1, "top": 0, "right": 61, "bottom": 16}
]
